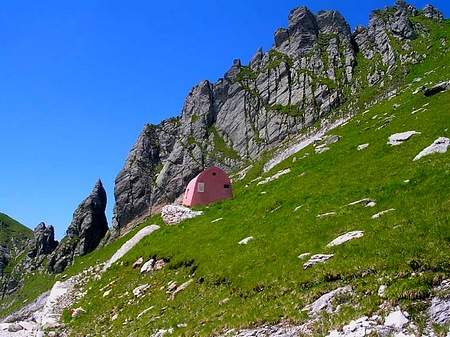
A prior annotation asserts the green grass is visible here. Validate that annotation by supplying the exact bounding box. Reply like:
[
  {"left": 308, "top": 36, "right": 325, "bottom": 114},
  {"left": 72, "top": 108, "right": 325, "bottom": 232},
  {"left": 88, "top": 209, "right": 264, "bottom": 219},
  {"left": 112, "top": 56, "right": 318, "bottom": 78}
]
[
  {"left": 62, "top": 52, "right": 450, "bottom": 335},
  {"left": 3, "top": 12, "right": 450, "bottom": 337},
  {"left": 0, "top": 213, "right": 33, "bottom": 243}
]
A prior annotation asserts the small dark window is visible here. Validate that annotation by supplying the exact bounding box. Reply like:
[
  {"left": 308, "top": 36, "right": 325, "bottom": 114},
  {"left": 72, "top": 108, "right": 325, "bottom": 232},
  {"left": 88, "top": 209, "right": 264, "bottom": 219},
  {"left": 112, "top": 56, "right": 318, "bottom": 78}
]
[
  {"left": 224, "top": 184, "right": 230, "bottom": 188},
  {"left": 212, "top": 172, "right": 216, "bottom": 176}
]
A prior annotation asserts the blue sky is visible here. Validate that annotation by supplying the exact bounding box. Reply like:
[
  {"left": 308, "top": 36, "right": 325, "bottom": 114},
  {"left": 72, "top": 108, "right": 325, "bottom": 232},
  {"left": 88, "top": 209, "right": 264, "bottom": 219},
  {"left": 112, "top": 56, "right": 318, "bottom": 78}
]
[{"left": 1, "top": 1, "right": 448, "bottom": 240}]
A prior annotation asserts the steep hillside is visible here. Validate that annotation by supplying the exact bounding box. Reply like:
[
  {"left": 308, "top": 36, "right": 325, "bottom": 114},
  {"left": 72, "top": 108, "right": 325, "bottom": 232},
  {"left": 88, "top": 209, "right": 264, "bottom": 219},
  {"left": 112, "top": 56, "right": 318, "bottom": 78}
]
[
  {"left": 55, "top": 11, "right": 450, "bottom": 336},
  {"left": 1, "top": 2, "right": 449, "bottom": 336},
  {"left": 109, "top": 0, "right": 446, "bottom": 241}
]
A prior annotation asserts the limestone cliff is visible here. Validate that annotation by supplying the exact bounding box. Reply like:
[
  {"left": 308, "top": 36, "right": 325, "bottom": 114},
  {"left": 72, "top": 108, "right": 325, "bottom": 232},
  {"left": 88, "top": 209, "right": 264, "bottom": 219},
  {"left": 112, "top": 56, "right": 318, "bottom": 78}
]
[{"left": 110, "top": 1, "right": 444, "bottom": 238}]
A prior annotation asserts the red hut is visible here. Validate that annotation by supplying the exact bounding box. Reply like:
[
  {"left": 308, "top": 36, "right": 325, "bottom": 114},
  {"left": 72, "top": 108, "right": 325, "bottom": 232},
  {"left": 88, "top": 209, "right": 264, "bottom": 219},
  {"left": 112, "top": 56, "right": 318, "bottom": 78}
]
[{"left": 183, "top": 166, "right": 233, "bottom": 207}]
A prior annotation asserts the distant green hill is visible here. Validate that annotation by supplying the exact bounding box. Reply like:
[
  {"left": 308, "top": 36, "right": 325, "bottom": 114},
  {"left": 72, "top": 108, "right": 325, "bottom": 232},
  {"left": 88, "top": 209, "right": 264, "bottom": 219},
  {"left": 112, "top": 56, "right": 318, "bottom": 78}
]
[
  {"left": 0, "top": 212, "right": 33, "bottom": 244},
  {"left": 0, "top": 213, "right": 33, "bottom": 304}
]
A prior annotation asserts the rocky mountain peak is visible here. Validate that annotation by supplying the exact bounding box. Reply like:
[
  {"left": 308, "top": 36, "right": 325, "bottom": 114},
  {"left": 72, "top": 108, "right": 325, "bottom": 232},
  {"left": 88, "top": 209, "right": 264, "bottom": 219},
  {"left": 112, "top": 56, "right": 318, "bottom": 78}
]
[
  {"left": 423, "top": 4, "right": 444, "bottom": 19},
  {"left": 48, "top": 179, "right": 108, "bottom": 273},
  {"left": 108, "top": 1, "right": 447, "bottom": 240},
  {"left": 68, "top": 179, "right": 107, "bottom": 255},
  {"left": 27, "top": 222, "right": 58, "bottom": 258},
  {"left": 316, "top": 10, "right": 351, "bottom": 37}
]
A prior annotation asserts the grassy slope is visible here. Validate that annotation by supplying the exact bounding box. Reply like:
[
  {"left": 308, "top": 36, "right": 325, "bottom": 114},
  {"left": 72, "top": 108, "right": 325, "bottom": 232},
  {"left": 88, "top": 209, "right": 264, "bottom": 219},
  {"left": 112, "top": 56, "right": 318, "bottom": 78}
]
[
  {"left": 0, "top": 213, "right": 33, "bottom": 243},
  {"left": 62, "top": 18, "right": 450, "bottom": 337}
]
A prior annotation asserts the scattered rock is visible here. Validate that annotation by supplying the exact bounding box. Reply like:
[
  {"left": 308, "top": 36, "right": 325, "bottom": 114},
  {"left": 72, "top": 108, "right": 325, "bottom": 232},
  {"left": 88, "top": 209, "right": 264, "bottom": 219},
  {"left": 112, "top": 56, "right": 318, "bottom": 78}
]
[
  {"left": 132, "top": 257, "right": 144, "bottom": 269},
  {"left": 152, "top": 328, "right": 174, "bottom": 337},
  {"left": 326, "top": 231, "right": 364, "bottom": 247},
  {"left": 18, "top": 321, "right": 35, "bottom": 331},
  {"left": 154, "top": 259, "right": 166, "bottom": 271},
  {"left": 384, "top": 310, "right": 409, "bottom": 329},
  {"left": 387, "top": 131, "right": 421, "bottom": 146},
  {"left": 238, "top": 237, "right": 254, "bottom": 245},
  {"left": 219, "top": 298, "right": 230, "bottom": 306},
  {"left": 161, "top": 205, "right": 204, "bottom": 225},
  {"left": 347, "top": 198, "right": 374, "bottom": 207},
  {"left": 7, "top": 323, "right": 23, "bottom": 332},
  {"left": 325, "top": 135, "right": 341, "bottom": 145},
  {"left": 133, "top": 284, "right": 150, "bottom": 297},
  {"left": 166, "top": 281, "right": 177, "bottom": 293},
  {"left": 140, "top": 259, "right": 155, "bottom": 273},
  {"left": 372, "top": 209, "right": 395, "bottom": 219},
  {"left": 294, "top": 205, "right": 304, "bottom": 212},
  {"left": 171, "top": 279, "right": 194, "bottom": 299},
  {"left": 257, "top": 169, "right": 291, "bottom": 186},
  {"left": 413, "top": 137, "right": 450, "bottom": 161},
  {"left": 303, "top": 254, "right": 334, "bottom": 269},
  {"left": 429, "top": 296, "right": 450, "bottom": 324},
  {"left": 315, "top": 145, "right": 330, "bottom": 154},
  {"left": 304, "top": 286, "right": 352, "bottom": 315},
  {"left": 219, "top": 323, "right": 311, "bottom": 337},
  {"left": 70, "top": 307, "right": 86, "bottom": 318},
  {"left": 298, "top": 253, "right": 311, "bottom": 260},
  {"left": 317, "top": 212, "right": 336, "bottom": 219},
  {"left": 378, "top": 285, "right": 387, "bottom": 297},
  {"left": 102, "top": 225, "right": 160, "bottom": 272},
  {"left": 137, "top": 306, "right": 154, "bottom": 319},
  {"left": 424, "top": 81, "right": 449, "bottom": 96},
  {"left": 357, "top": 143, "right": 369, "bottom": 151}
]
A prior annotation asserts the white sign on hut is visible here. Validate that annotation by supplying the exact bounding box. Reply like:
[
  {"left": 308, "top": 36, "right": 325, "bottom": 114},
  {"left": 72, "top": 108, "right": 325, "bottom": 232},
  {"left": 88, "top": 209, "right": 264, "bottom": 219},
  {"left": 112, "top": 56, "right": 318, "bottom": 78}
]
[{"left": 183, "top": 166, "right": 233, "bottom": 207}]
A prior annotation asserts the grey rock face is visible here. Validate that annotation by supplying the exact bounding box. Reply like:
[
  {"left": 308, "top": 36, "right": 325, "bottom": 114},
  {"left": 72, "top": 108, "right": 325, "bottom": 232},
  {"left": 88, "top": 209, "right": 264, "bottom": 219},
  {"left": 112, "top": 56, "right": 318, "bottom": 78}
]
[
  {"left": 424, "top": 81, "right": 450, "bottom": 96},
  {"left": 28, "top": 222, "right": 58, "bottom": 258},
  {"left": 423, "top": 4, "right": 444, "bottom": 20},
  {"left": 391, "top": 0, "right": 416, "bottom": 40},
  {"left": 48, "top": 179, "right": 108, "bottom": 273},
  {"left": 110, "top": 2, "right": 446, "bottom": 237}
]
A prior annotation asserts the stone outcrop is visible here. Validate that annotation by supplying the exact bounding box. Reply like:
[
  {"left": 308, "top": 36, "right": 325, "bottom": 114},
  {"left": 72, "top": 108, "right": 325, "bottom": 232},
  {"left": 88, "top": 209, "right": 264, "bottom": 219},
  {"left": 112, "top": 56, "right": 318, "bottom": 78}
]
[
  {"left": 48, "top": 180, "right": 108, "bottom": 274},
  {"left": 28, "top": 222, "right": 58, "bottom": 259},
  {"left": 110, "top": 1, "right": 446, "bottom": 238}
]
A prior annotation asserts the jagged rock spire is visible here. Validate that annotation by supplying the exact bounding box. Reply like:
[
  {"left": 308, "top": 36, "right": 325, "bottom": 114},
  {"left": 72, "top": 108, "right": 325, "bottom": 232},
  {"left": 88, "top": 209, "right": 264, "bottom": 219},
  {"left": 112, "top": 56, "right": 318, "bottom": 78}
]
[{"left": 48, "top": 179, "right": 108, "bottom": 273}]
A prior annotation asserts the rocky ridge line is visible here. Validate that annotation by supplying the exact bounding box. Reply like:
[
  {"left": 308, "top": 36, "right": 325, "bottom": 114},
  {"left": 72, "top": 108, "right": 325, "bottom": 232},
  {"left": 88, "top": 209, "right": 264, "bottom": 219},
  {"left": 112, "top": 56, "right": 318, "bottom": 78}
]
[{"left": 109, "top": 1, "right": 445, "bottom": 239}]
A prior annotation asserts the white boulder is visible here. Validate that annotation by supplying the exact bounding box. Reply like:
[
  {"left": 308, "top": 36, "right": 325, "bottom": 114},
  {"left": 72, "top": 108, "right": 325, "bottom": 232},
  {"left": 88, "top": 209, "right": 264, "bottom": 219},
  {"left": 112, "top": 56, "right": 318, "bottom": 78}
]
[
  {"left": 387, "top": 131, "right": 421, "bottom": 146},
  {"left": 326, "top": 231, "right": 364, "bottom": 247},
  {"left": 413, "top": 137, "right": 450, "bottom": 161}
]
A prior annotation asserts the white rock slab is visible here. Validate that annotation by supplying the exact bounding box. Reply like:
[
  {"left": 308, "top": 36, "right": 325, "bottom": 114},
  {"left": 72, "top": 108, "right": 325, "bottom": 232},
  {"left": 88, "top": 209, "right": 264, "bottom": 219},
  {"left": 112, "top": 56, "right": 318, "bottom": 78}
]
[
  {"left": 372, "top": 209, "right": 395, "bottom": 219},
  {"left": 413, "top": 137, "right": 450, "bottom": 161},
  {"left": 238, "top": 236, "right": 254, "bottom": 245},
  {"left": 103, "top": 225, "right": 160, "bottom": 272},
  {"left": 384, "top": 310, "right": 409, "bottom": 329},
  {"left": 140, "top": 259, "right": 155, "bottom": 273},
  {"left": 257, "top": 168, "right": 291, "bottom": 185},
  {"left": 303, "top": 254, "right": 334, "bottom": 269},
  {"left": 348, "top": 198, "right": 374, "bottom": 206},
  {"left": 387, "top": 131, "right": 421, "bottom": 146},
  {"left": 304, "top": 286, "right": 352, "bottom": 315},
  {"left": 326, "top": 231, "right": 364, "bottom": 247},
  {"left": 161, "top": 205, "right": 203, "bottom": 225},
  {"left": 357, "top": 143, "right": 369, "bottom": 150},
  {"left": 317, "top": 212, "right": 336, "bottom": 219}
]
